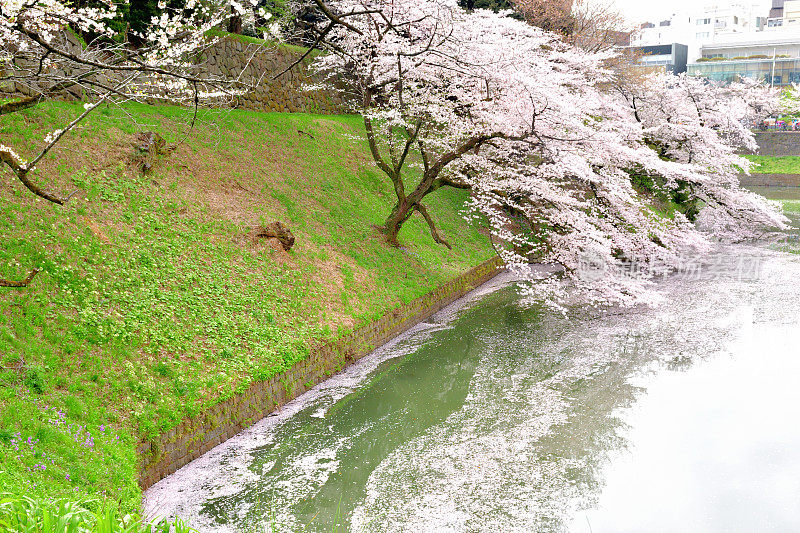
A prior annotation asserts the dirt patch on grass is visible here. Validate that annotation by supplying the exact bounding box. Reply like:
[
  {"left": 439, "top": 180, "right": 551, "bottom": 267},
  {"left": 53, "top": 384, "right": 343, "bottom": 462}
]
[{"left": 81, "top": 217, "right": 111, "bottom": 243}]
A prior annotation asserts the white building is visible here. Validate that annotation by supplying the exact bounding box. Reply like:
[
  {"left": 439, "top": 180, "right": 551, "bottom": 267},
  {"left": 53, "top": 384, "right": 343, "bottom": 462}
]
[
  {"left": 700, "top": 32, "right": 800, "bottom": 58},
  {"left": 629, "top": 2, "right": 769, "bottom": 61},
  {"left": 686, "top": 1, "right": 800, "bottom": 87},
  {"left": 765, "top": 0, "right": 800, "bottom": 28}
]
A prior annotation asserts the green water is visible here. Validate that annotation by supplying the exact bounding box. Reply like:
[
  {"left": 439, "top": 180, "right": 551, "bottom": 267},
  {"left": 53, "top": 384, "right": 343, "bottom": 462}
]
[
  {"left": 199, "top": 287, "right": 538, "bottom": 530},
  {"left": 145, "top": 191, "right": 800, "bottom": 531}
]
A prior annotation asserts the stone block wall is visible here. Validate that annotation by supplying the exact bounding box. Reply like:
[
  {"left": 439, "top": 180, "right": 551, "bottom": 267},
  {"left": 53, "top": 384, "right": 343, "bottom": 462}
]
[
  {"left": 138, "top": 256, "right": 504, "bottom": 489},
  {"left": 203, "top": 38, "right": 351, "bottom": 114},
  {"left": 1, "top": 34, "right": 351, "bottom": 115},
  {"left": 751, "top": 131, "right": 800, "bottom": 157},
  {"left": 738, "top": 173, "right": 800, "bottom": 187},
  {"left": 0, "top": 31, "right": 87, "bottom": 100}
]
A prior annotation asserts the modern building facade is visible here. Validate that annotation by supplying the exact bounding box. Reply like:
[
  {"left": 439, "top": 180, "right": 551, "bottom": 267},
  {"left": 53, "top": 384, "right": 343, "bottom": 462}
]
[
  {"left": 629, "top": 3, "right": 769, "bottom": 61},
  {"left": 765, "top": 0, "right": 800, "bottom": 27},
  {"left": 631, "top": 44, "right": 690, "bottom": 74},
  {"left": 688, "top": 56, "right": 800, "bottom": 85},
  {"left": 686, "top": 4, "right": 800, "bottom": 87},
  {"left": 627, "top": 1, "right": 800, "bottom": 85},
  {"left": 698, "top": 32, "right": 800, "bottom": 58}
]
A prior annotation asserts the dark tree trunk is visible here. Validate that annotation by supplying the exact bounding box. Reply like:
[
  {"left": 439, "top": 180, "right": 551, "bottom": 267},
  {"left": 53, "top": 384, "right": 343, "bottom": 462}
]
[
  {"left": 381, "top": 200, "right": 416, "bottom": 246},
  {"left": 228, "top": 6, "right": 243, "bottom": 34},
  {"left": 381, "top": 193, "right": 452, "bottom": 249},
  {"left": 0, "top": 269, "right": 40, "bottom": 288},
  {"left": 0, "top": 96, "right": 40, "bottom": 115}
]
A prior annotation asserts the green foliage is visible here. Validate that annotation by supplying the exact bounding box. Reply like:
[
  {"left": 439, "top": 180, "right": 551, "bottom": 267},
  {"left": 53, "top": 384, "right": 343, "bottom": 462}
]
[
  {"left": 124, "top": 0, "right": 160, "bottom": 40},
  {"left": 782, "top": 200, "right": 800, "bottom": 215},
  {"left": 745, "top": 155, "right": 800, "bottom": 174},
  {"left": 781, "top": 86, "right": 800, "bottom": 119},
  {"left": 255, "top": 0, "right": 290, "bottom": 22},
  {"left": 628, "top": 169, "right": 702, "bottom": 221},
  {"left": 0, "top": 494, "right": 194, "bottom": 533},
  {"left": 774, "top": 200, "right": 800, "bottom": 255},
  {"left": 0, "top": 102, "right": 493, "bottom": 510},
  {"left": 204, "top": 29, "right": 314, "bottom": 55}
]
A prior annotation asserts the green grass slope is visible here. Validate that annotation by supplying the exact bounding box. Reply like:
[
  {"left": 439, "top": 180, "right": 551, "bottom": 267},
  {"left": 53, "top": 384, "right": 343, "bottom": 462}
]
[
  {"left": 0, "top": 102, "right": 493, "bottom": 511},
  {"left": 745, "top": 155, "right": 800, "bottom": 174}
]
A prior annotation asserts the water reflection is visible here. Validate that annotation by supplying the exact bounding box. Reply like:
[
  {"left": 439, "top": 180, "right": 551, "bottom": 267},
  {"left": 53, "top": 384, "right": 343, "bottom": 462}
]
[
  {"left": 200, "top": 313, "right": 485, "bottom": 530},
  {"left": 570, "top": 319, "right": 800, "bottom": 532},
  {"left": 145, "top": 244, "right": 800, "bottom": 533}
]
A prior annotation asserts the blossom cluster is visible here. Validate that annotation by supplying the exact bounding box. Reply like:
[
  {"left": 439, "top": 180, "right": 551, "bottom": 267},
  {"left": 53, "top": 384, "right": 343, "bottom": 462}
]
[{"left": 1, "top": 0, "right": 254, "bottom": 107}]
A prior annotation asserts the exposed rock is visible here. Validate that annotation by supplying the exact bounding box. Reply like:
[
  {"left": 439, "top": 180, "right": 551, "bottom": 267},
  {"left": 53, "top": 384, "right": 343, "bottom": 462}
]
[
  {"left": 247, "top": 221, "right": 295, "bottom": 251},
  {"left": 133, "top": 131, "right": 171, "bottom": 173},
  {"left": 264, "top": 237, "right": 288, "bottom": 257}
]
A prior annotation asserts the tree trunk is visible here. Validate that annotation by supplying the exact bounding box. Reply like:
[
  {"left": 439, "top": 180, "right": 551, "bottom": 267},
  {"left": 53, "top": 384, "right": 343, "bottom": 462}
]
[
  {"left": 0, "top": 96, "right": 40, "bottom": 116},
  {"left": 381, "top": 196, "right": 452, "bottom": 249},
  {"left": 381, "top": 200, "right": 415, "bottom": 246},
  {"left": 228, "top": 6, "right": 243, "bottom": 34}
]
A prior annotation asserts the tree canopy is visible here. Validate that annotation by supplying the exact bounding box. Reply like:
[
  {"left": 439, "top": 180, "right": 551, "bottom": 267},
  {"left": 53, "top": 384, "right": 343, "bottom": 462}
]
[{"left": 310, "top": 0, "right": 784, "bottom": 308}]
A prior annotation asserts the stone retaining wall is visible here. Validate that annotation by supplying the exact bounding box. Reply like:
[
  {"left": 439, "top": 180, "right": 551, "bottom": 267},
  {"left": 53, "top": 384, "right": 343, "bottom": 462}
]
[
  {"left": 204, "top": 38, "right": 351, "bottom": 114},
  {"left": 1, "top": 34, "right": 351, "bottom": 115},
  {"left": 750, "top": 131, "right": 800, "bottom": 157},
  {"left": 138, "top": 256, "right": 504, "bottom": 489}
]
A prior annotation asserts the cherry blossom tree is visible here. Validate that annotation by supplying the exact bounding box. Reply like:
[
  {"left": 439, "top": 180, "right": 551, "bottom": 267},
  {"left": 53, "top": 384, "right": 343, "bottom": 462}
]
[
  {"left": 0, "top": 0, "right": 260, "bottom": 205},
  {"left": 779, "top": 83, "right": 800, "bottom": 117},
  {"left": 310, "top": 0, "right": 785, "bottom": 307},
  {"left": 613, "top": 73, "right": 787, "bottom": 239}
]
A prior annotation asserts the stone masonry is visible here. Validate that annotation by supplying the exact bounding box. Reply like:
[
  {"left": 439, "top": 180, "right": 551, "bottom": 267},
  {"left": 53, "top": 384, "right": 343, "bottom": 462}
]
[
  {"left": 750, "top": 131, "right": 800, "bottom": 157},
  {"left": 1, "top": 34, "right": 351, "bottom": 115}
]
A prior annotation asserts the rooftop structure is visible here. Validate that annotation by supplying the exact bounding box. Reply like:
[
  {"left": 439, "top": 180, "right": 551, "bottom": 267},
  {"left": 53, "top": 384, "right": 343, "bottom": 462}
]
[{"left": 629, "top": 2, "right": 773, "bottom": 61}]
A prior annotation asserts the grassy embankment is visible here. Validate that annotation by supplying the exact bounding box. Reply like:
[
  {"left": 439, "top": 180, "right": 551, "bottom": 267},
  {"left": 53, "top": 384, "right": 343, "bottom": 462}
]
[
  {"left": 782, "top": 201, "right": 800, "bottom": 214},
  {"left": 742, "top": 156, "right": 800, "bottom": 247},
  {"left": 745, "top": 155, "right": 800, "bottom": 174},
  {"left": 0, "top": 102, "right": 493, "bottom": 512}
]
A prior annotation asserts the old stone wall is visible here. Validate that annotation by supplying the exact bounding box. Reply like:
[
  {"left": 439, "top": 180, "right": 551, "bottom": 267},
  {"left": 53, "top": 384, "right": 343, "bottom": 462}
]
[
  {"left": 738, "top": 173, "right": 800, "bottom": 187},
  {"left": 1, "top": 34, "right": 351, "bottom": 114},
  {"left": 751, "top": 131, "right": 800, "bottom": 157},
  {"left": 0, "top": 31, "right": 87, "bottom": 99},
  {"left": 138, "top": 256, "right": 504, "bottom": 489},
  {"left": 203, "top": 38, "right": 351, "bottom": 114}
]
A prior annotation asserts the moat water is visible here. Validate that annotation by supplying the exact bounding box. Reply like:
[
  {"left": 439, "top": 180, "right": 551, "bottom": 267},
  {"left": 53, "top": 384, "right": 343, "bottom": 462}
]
[{"left": 145, "top": 193, "right": 800, "bottom": 532}]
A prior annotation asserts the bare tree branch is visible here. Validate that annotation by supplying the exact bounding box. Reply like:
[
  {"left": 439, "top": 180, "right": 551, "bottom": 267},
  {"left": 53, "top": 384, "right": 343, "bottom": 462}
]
[{"left": 0, "top": 268, "right": 41, "bottom": 288}]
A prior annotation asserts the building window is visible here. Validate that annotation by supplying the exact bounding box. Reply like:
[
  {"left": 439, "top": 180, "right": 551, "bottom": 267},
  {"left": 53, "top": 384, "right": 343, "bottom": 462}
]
[
  {"left": 697, "top": 18, "right": 710, "bottom": 25},
  {"left": 696, "top": 32, "right": 710, "bottom": 38},
  {"left": 734, "top": 16, "right": 739, "bottom": 24}
]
